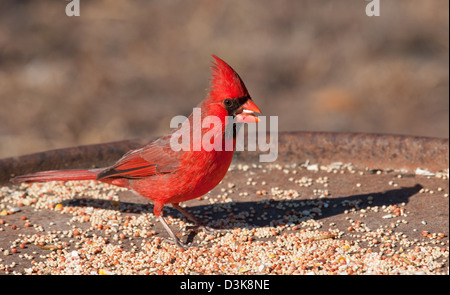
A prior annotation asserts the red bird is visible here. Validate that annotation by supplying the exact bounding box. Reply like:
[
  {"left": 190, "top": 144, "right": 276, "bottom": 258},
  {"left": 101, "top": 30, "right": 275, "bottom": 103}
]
[{"left": 11, "top": 55, "right": 261, "bottom": 247}]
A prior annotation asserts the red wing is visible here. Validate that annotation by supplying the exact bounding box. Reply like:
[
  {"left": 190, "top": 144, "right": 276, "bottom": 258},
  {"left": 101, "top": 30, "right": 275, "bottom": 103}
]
[{"left": 97, "top": 136, "right": 180, "bottom": 180}]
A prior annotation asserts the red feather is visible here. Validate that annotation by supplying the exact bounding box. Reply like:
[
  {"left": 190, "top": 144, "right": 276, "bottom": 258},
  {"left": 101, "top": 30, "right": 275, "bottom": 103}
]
[{"left": 97, "top": 135, "right": 179, "bottom": 179}]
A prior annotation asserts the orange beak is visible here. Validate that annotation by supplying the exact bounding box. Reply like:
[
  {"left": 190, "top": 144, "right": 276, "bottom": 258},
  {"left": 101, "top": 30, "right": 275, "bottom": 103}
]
[{"left": 235, "top": 99, "right": 262, "bottom": 123}]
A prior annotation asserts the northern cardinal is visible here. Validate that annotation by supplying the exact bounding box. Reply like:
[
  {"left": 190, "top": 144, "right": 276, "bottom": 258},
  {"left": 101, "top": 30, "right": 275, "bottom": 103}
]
[{"left": 11, "top": 55, "right": 261, "bottom": 247}]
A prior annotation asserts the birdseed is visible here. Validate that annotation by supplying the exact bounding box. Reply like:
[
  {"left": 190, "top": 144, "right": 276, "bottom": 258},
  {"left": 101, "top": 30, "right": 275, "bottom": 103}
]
[{"left": 0, "top": 161, "right": 448, "bottom": 275}]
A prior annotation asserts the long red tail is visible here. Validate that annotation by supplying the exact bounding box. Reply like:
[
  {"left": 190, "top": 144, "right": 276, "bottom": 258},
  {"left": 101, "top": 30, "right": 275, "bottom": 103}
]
[{"left": 10, "top": 168, "right": 103, "bottom": 183}]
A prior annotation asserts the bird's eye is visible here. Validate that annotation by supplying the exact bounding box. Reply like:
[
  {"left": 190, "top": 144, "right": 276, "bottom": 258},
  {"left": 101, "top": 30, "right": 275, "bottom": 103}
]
[{"left": 223, "top": 99, "right": 234, "bottom": 108}]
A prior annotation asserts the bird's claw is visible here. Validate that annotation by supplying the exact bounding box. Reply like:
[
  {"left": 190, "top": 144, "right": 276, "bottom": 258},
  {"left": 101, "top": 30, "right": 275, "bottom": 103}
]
[{"left": 162, "top": 237, "right": 188, "bottom": 250}]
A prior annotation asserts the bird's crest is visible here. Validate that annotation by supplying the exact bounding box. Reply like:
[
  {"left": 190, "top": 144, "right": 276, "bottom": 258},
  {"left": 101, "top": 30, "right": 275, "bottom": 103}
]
[{"left": 209, "top": 55, "right": 249, "bottom": 100}]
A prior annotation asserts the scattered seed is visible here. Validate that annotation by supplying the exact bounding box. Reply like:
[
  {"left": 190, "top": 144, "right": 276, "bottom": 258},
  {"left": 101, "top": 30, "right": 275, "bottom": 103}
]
[{"left": 0, "top": 162, "right": 447, "bottom": 275}]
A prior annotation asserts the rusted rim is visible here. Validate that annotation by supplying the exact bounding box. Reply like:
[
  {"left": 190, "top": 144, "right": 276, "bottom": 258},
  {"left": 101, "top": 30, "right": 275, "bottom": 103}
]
[{"left": 0, "top": 132, "right": 448, "bottom": 184}]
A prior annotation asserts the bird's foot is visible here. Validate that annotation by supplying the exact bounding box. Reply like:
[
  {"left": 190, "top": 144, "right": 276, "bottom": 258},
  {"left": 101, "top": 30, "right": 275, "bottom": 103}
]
[{"left": 162, "top": 237, "right": 188, "bottom": 250}]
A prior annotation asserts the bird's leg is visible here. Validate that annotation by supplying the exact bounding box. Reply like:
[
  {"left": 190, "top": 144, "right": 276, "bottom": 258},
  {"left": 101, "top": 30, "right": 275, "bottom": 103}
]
[
  {"left": 157, "top": 215, "right": 186, "bottom": 249},
  {"left": 154, "top": 202, "right": 186, "bottom": 249},
  {"left": 172, "top": 203, "right": 217, "bottom": 234}
]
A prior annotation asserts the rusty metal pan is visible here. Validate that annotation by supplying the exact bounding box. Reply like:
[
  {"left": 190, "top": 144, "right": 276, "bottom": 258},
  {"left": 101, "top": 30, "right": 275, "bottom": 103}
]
[
  {"left": 1, "top": 132, "right": 448, "bottom": 184},
  {"left": 0, "top": 132, "right": 448, "bottom": 275}
]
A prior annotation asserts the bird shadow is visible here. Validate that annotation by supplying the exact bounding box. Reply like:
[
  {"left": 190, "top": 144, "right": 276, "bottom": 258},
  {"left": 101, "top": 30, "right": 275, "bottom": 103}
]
[
  {"left": 180, "top": 184, "right": 423, "bottom": 229},
  {"left": 60, "top": 184, "right": 423, "bottom": 239}
]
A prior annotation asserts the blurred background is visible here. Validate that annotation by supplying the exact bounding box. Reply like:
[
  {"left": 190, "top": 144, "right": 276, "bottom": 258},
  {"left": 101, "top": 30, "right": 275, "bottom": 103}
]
[{"left": 0, "top": 0, "right": 448, "bottom": 158}]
